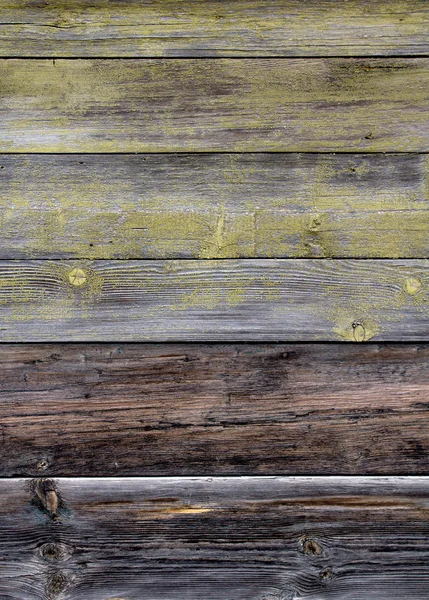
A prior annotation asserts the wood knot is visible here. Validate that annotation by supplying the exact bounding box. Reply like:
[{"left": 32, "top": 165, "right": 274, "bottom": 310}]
[
  {"left": 68, "top": 267, "right": 87, "bottom": 287},
  {"left": 300, "top": 536, "right": 323, "bottom": 556},
  {"left": 352, "top": 321, "right": 366, "bottom": 342},
  {"left": 319, "top": 568, "right": 333, "bottom": 584},
  {"left": 36, "top": 458, "right": 49, "bottom": 472},
  {"left": 40, "top": 542, "right": 73, "bottom": 563},
  {"left": 46, "top": 570, "right": 73, "bottom": 598},
  {"left": 33, "top": 479, "right": 60, "bottom": 521}
]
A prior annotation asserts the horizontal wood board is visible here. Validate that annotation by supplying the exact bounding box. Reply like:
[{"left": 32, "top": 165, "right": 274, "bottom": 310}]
[
  {"left": 3, "top": 476, "right": 429, "bottom": 599},
  {"left": 1, "top": 259, "right": 429, "bottom": 341},
  {"left": 2, "top": 153, "right": 429, "bottom": 259},
  {"left": 1, "top": 0, "right": 429, "bottom": 57},
  {"left": 2, "top": 343, "right": 429, "bottom": 476},
  {"left": 2, "top": 59, "right": 429, "bottom": 152}
]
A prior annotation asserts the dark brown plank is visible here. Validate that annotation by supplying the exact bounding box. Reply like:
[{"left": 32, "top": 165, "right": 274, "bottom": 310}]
[
  {"left": 1, "top": 59, "right": 429, "bottom": 152},
  {"left": 2, "top": 153, "right": 428, "bottom": 259},
  {"left": 1, "top": 0, "right": 429, "bottom": 57},
  {"left": 3, "top": 476, "right": 429, "bottom": 599},
  {"left": 1, "top": 343, "right": 429, "bottom": 476},
  {"left": 1, "top": 259, "right": 429, "bottom": 342}
]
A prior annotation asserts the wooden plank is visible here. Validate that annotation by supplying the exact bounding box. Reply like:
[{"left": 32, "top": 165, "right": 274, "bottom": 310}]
[
  {"left": 1, "top": 259, "right": 429, "bottom": 342},
  {"left": 1, "top": 59, "right": 429, "bottom": 152},
  {"left": 2, "top": 153, "right": 429, "bottom": 259},
  {"left": 3, "top": 476, "right": 429, "bottom": 599},
  {"left": 1, "top": 1, "right": 429, "bottom": 57},
  {"left": 2, "top": 343, "right": 429, "bottom": 477}
]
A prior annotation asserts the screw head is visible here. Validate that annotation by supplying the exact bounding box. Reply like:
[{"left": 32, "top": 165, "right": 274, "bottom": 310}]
[{"left": 68, "top": 267, "right": 87, "bottom": 287}]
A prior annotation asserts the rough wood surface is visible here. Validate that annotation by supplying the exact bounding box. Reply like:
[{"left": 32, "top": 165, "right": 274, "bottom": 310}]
[
  {"left": 2, "top": 153, "right": 429, "bottom": 259},
  {"left": 1, "top": 259, "right": 429, "bottom": 342},
  {"left": 1, "top": 0, "right": 429, "bottom": 57},
  {"left": 2, "top": 58, "right": 429, "bottom": 152},
  {"left": 3, "top": 476, "right": 429, "bottom": 599},
  {"left": 2, "top": 343, "right": 429, "bottom": 477}
]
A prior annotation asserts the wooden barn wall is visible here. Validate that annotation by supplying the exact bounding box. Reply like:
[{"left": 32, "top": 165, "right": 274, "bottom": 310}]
[{"left": 1, "top": 1, "right": 429, "bottom": 599}]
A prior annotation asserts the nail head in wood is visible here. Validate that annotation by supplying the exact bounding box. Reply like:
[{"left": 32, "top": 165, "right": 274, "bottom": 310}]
[
  {"left": 68, "top": 267, "right": 87, "bottom": 287},
  {"left": 405, "top": 277, "right": 422, "bottom": 296}
]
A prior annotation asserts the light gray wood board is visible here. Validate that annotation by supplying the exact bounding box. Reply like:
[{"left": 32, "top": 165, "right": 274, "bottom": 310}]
[
  {"left": 2, "top": 153, "right": 429, "bottom": 259},
  {"left": 0, "top": 259, "right": 429, "bottom": 341},
  {"left": 1, "top": 0, "right": 429, "bottom": 57},
  {"left": 2, "top": 343, "right": 429, "bottom": 477},
  {"left": 2, "top": 59, "right": 429, "bottom": 152},
  {"left": 4, "top": 476, "right": 429, "bottom": 599}
]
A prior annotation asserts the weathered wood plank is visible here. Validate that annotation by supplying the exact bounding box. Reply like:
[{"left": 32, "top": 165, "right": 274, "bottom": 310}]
[
  {"left": 1, "top": 1, "right": 429, "bottom": 57},
  {"left": 2, "top": 343, "right": 429, "bottom": 477},
  {"left": 2, "top": 153, "right": 429, "bottom": 259},
  {"left": 1, "top": 259, "right": 429, "bottom": 342},
  {"left": 1, "top": 59, "right": 429, "bottom": 152},
  {"left": 3, "top": 476, "right": 429, "bottom": 599}
]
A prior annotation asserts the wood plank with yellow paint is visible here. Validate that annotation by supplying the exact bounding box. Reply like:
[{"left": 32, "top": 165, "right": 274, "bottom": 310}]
[
  {"left": 0, "top": 259, "right": 428, "bottom": 341},
  {"left": 2, "top": 58, "right": 429, "bottom": 152},
  {"left": 1, "top": 0, "right": 429, "bottom": 57},
  {"left": 2, "top": 153, "right": 429, "bottom": 259}
]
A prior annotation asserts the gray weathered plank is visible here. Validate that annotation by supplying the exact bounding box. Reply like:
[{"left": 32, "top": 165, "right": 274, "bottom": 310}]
[
  {"left": 1, "top": 0, "right": 429, "bottom": 57},
  {"left": 2, "top": 343, "right": 429, "bottom": 477},
  {"left": 2, "top": 153, "right": 429, "bottom": 259},
  {"left": 0, "top": 259, "right": 429, "bottom": 341},
  {"left": 3, "top": 476, "right": 429, "bottom": 599},
  {"left": 1, "top": 59, "right": 429, "bottom": 152}
]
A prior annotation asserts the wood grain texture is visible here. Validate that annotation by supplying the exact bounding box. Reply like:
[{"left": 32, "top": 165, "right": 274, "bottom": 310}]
[
  {"left": 1, "top": 259, "right": 429, "bottom": 342},
  {"left": 2, "top": 343, "right": 429, "bottom": 477},
  {"left": 2, "top": 153, "right": 429, "bottom": 259},
  {"left": 2, "top": 58, "right": 429, "bottom": 152},
  {"left": 3, "top": 476, "right": 429, "bottom": 599},
  {"left": 1, "top": 0, "right": 429, "bottom": 57}
]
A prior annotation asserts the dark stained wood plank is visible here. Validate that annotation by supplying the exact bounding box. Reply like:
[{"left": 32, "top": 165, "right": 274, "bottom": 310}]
[
  {"left": 2, "top": 343, "right": 429, "bottom": 477},
  {"left": 1, "top": 1, "right": 429, "bottom": 57},
  {"left": 2, "top": 153, "right": 429, "bottom": 259},
  {"left": 3, "top": 476, "right": 429, "bottom": 599},
  {"left": 1, "top": 59, "right": 429, "bottom": 152},
  {"left": 1, "top": 259, "right": 429, "bottom": 342}
]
